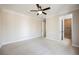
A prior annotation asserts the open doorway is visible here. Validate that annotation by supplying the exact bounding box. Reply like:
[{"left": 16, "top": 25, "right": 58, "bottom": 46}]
[
  {"left": 60, "top": 14, "right": 73, "bottom": 46},
  {"left": 63, "top": 18, "right": 72, "bottom": 46}
]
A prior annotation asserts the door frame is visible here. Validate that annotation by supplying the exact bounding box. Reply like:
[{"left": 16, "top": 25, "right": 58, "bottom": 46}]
[{"left": 59, "top": 14, "right": 73, "bottom": 41}]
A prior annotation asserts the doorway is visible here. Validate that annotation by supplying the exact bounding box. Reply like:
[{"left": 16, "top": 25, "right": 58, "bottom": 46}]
[
  {"left": 60, "top": 14, "right": 73, "bottom": 46},
  {"left": 64, "top": 18, "right": 72, "bottom": 39},
  {"left": 63, "top": 18, "right": 72, "bottom": 46}
]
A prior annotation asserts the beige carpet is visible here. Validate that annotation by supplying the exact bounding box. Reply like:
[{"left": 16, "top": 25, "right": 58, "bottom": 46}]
[{"left": 0, "top": 37, "right": 79, "bottom": 55}]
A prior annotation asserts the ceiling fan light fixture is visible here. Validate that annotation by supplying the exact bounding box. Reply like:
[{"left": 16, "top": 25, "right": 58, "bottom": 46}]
[
  {"left": 38, "top": 11, "right": 42, "bottom": 15},
  {"left": 30, "top": 4, "right": 51, "bottom": 15}
]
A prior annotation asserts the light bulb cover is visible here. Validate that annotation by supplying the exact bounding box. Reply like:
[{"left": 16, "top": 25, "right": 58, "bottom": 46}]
[{"left": 38, "top": 11, "right": 42, "bottom": 15}]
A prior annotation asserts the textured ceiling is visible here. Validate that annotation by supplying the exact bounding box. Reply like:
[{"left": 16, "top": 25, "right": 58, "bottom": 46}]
[{"left": 0, "top": 4, "right": 79, "bottom": 18}]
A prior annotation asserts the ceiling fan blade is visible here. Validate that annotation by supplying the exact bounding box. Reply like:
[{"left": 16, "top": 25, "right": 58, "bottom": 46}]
[
  {"left": 30, "top": 10, "right": 38, "bottom": 12},
  {"left": 36, "top": 4, "right": 40, "bottom": 8},
  {"left": 42, "top": 12, "right": 47, "bottom": 15},
  {"left": 43, "top": 7, "right": 50, "bottom": 11}
]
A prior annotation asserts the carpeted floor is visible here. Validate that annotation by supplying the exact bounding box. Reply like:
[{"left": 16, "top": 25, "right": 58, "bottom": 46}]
[{"left": 0, "top": 37, "right": 79, "bottom": 55}]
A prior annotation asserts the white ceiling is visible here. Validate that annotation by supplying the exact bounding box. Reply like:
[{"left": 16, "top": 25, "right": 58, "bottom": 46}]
[{"left": 0, "top": 4, "right": 79, "bottom": 18}]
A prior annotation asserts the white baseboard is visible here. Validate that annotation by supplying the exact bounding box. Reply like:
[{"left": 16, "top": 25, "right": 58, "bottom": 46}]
[
  {"left": 1, "top": 33, "right": 41, "bottom": 47},
  {"left": 72, "top": 44, "right": 79, "bottom": 47},
  {"left": 46, "top": 37, "right": 66, "bottom": 45},
  {"left": 46, "top": 38, "right": 62, "bottom": 42},
  {"left": 46, "top": 37, "right": 61, "bottom": 42}
]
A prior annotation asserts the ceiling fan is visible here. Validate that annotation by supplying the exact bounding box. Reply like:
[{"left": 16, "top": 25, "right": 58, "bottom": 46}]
[{"left": 30, "top": 4, "right": 51, "bottom": 15}]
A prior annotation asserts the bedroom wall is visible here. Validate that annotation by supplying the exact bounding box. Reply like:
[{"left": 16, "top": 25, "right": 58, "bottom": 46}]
[
  {"left": 0, "top": 9, "right": 2, "bottom": 47},
  {"left": 0, "top": 8, "right": 42, "bottom": 46},
  {"left": 72, "top": 9, "right": 79, "bottom": 47},
  {"left": 46, "top": 16, "right": 60, "bottom": 41}
]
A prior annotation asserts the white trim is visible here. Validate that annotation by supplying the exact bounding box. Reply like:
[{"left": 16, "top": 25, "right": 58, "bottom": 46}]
[
  {"left": 46, "top": 37, "right": 61, "bottom": 41},
  {"left": 46, "top": 37, "right": 66, "bottom": 45},
  {"left": 1, "top": 33, "right": 41, "bottom": 46}
]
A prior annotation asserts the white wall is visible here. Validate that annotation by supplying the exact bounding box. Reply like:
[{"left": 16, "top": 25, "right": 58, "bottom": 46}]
[
  {"left": 72, "top": 9, "right": 79, "bottom": 47},
  {"left": 0, "top": 9, "right": 2, "bottom": 47},
  {"left": 0, "top": 8, "right": 42, "bottom": 46},
  {"left": 46, "top": 16, "right": 60, "bottom": 41}
]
